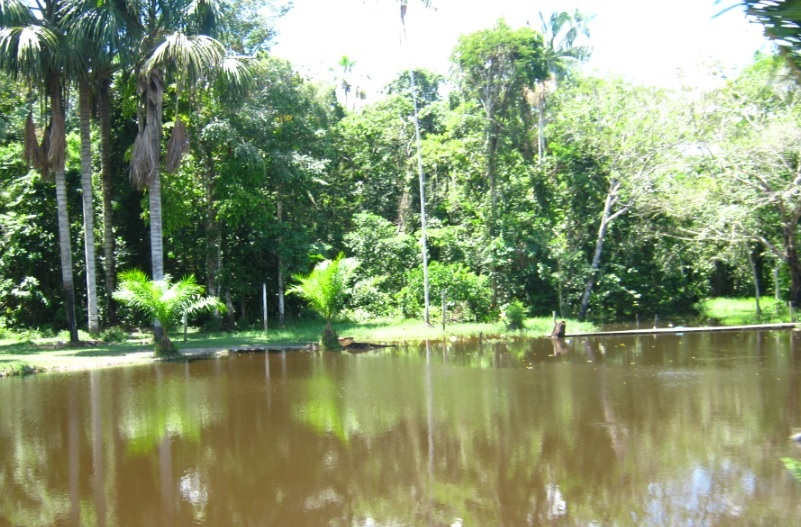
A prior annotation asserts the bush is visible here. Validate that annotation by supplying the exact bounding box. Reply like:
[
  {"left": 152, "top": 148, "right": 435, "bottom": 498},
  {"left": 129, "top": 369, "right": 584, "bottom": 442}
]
[
  {"left": 100, "top": 326, "right": 128, "bottom": 343},
  {"left": 344, "top": 276, "right": 397, "bottom": 321},
  {"left": 399, "top": 262, "right": 493, "bottom": 322},
  {"left": 501, "top": 300, "right": 527, "bottom": 330}
]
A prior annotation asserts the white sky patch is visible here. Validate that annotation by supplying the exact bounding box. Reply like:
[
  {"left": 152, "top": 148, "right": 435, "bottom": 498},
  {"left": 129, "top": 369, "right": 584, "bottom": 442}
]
[{"left": 271, "top": 0, "right": 769, "bottom": 98}]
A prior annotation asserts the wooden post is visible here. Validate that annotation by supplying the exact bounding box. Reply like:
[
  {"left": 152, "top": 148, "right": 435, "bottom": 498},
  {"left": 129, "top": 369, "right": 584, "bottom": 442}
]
[
  {"left": 636, "top": 314, "right": 640, "bottom": 328},
  {"left": 182, "top": 311, "right": 187, "bottom": 342},
  {"left": 263, "top": 283, "right": 268, "bottom": 333},
  {"left": 790, "top": 301, "right": 796, "bottom": 323},
  {"left": 553, "top": 311, "right": 557, "bottom": 326},
  {"left": 653, "top": 314, "right": 659, "bottom": 329}
]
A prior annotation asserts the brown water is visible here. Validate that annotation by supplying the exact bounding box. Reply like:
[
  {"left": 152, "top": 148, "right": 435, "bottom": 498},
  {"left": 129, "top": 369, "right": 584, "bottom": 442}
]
[{"left": 2, "top": 331, "right": 801, "bottom": 526}]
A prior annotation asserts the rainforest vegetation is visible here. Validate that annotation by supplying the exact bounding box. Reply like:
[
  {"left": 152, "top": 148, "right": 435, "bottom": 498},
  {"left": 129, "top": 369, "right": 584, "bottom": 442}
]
[{"left": 0, "top": 0, "right": 798, "bottom": 339}]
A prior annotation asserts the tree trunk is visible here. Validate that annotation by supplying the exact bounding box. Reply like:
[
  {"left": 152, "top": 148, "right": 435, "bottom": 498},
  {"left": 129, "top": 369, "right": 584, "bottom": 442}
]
[
  {"left": 278, "top": 264, "right": 285, "bottom": 325},
  {"left": 98, "top": 76, "right": 117, "bottom": 325},
  {"left": 783, "top": 221, "right": 801, "bottom": 309},
  {"left": 79, "top": 79, "right": 100, "bottom": 334},
  {"left": 537, "top": 98, "right": 545, "bottom": 164},
  {"left": 55, "top": 167, "right": 79, "bottom": 343},
  {"left": 146, "top": 70, "right": 165, "bottom": 340},
  {"left": 579, "top": 178, "right": 624, "bottom": 320},
  {"left": 774, "top": 262, "right": 781, "bottom": 301},
  {"left": 224, "top": 290, "right": 235, "bottom": 330},
  {"left": 146, "top": 70, "right": 165, "bottom": 282},
  {"left": 276, "top": 197, "right": 285, "bottom": 326},
  {"left": 204, "top": 149, "right": 221, "bottom": 329},
  {"left": 487, "top": 120, "right": 500, "bottom": 308},
  {"left": 400, "top": 17, "right": 431, "bottom": 326},
  {"left": 50, "top": 85, "right": 79, "bottom": 344},
  {"left": 745, "top": 243, "right": 761, "bottom": 316}
]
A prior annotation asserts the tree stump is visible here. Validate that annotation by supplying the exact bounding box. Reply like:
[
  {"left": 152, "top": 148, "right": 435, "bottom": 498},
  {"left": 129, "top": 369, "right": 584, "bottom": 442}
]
[{"left": 551, "top": 320, "right": 566, "bottom": 338}]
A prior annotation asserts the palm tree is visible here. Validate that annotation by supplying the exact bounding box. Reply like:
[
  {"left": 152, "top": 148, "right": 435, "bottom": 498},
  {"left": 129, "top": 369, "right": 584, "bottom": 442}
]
[
  {"left": 336, "top": 55, "right": 356, "bottom": 109},
  {"left": 530, "top": 10, "right": 592, "bottom": 163},
  {"left": 79, "top": 77, "right": 100, "bottom": 334},
  {"left": 735, "top": 0, "right": 801, "bottom": 82},
  {"left": 131, "top": 33, "right": 225, "bottom": 280},
  {"left": 127, "top": 0, "right": 249, "bottom": 339},
  {"left": 113, "top": 269, "right": 224, "bottom": 356},
  {"left": 0, "top": 0, "right": 80, "bottom": 343},
  {"left": 63, "top": 0, "right": 139, "bottom": 327},
  {"left": 288, "top": 253, "right": 359, "bottom": 349}
]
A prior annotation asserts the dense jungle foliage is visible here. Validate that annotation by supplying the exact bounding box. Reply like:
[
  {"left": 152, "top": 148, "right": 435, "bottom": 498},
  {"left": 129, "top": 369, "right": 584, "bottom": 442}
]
[{"left": 0, "top": 0, "right": 796, "bottom": 335}]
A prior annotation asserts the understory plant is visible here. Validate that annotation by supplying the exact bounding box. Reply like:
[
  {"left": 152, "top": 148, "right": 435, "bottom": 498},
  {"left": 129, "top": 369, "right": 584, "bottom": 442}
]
[
  {"left": 288, "top": 253, "right": 359, "bottom": 350},
  {"left": 502, "top": 300, "right": 527, "bottom": 330},
  {"left": 113, "top": 270, "right": 225, "bottom": 357}
]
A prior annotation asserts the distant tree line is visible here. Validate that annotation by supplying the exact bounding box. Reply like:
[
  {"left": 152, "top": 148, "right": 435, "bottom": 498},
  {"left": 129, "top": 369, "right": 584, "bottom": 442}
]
[{"left": 0, "top": 2, "right": 795, "bottom": 335}]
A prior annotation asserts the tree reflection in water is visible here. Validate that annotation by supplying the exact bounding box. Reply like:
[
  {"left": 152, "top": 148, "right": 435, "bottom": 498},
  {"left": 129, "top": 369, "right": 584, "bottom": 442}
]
[{"left": 1, "top": 331, "right": 801, "bottom": 525}]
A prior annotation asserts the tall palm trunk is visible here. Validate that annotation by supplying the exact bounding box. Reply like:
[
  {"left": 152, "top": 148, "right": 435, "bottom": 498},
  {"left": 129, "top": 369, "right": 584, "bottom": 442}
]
[
  {"left": 51, "top": 83, "right": 79, "bottom": 343},
  {"left": 145, "top": 70, "right": 165, "bottom": 282},
  {"left": 47, "top": 81, "right": 79, "bottom": 342},
  {"left": 55, "top": 168, "right": 79, "bottom": 342},
  {"left": 79, "top": 78, "right": 100, "bottom": 333},
  {"left": 98, "top": 76, "right": 117, "bottom": 325},
  {"left": 134, "top": 68, "right": 166, "bottom": 341}
]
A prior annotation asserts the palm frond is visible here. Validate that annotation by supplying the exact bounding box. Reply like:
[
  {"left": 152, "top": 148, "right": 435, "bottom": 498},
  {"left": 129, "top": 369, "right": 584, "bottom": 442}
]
[
  {"left": 23, "top": 112, "right": 43, "bottom": 169},
  {"left": 166, "top": 116, "right": 190, "bottom": 173},
  {"left": 0, "top": 0, "right": 31, "bottom": 26},
  {"left": 288, "top": 253, "right": 359, "bottom": 323},
  {"left": 38, "top": 120, "right": 51, "bottom": 180},
  {"left": 0, "top": 26, "right": 59, "bottom": 78},
  {"left": 215, "top": 55, "right": 259, "bottom": 100},
  {"left": 114, "top": 270, "right": 224, "bottom": 330},
  {"left": 145, "top": 32, "right": 225, "bottom": 85},
  {"left": 47, "top": 111, "right": 65, "bottom": 172},
  {"left": 185, "top": 0, "right": 231, "bottom": 36},
  {"left": 130, "top": 123, "right": 158, "bottom": 189}
]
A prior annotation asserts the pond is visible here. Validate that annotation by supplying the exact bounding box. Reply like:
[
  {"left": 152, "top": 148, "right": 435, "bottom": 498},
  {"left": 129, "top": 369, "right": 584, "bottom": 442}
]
[{"left": 2, "top": 330, "right": 801, "bottom": 526}]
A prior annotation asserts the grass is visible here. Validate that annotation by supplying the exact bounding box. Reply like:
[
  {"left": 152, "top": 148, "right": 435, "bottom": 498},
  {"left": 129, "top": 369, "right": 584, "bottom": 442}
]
[
  {"left": 4, "top": 299, "right": 794, "bottom": 378},
  {"left": 0, "top": 359, "right": 37, "bottom": 377},
  {"left": 698, "top": 297, "right": 791, "bottom": 326},
  {"left": 0, "top": 316, "right": 595, "bottom": 378}
]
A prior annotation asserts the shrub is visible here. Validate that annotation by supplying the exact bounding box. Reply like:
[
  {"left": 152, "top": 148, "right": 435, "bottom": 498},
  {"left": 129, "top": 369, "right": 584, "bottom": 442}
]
[
  {"left": 100, "top": 326, "right": 128, "bottom": 343},
  {"left": 501, "top": 300, "right": 527, "bottom": 330},
  {"left": 399, "top": 262, "right": 493, "bottom": 322}
]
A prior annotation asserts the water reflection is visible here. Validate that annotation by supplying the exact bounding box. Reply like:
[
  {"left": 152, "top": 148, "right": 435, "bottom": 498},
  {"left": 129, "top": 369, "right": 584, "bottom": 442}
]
[{"left": 1, "top": 331, "right": 801, "bottom": 525}]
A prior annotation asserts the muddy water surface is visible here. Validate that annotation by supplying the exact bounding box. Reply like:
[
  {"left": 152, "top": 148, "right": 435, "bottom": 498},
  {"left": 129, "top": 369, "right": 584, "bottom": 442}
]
[{"left": 2, "top": 330, "right": 801, "bottom": 526}]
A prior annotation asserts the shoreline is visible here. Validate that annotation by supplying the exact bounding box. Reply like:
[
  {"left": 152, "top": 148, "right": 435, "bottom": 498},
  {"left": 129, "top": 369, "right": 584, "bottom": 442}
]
[
  {"left": 14, "top": 314, "right": 786, "bottom": 378},
  {"left": 0, "top": 342, "right": 321, "bottom": 378}
]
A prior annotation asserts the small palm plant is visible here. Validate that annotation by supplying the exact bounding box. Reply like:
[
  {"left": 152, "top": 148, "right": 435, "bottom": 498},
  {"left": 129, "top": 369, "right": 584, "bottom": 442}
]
[
  {"left": 288, "top": 253, "right": 359, "bottom": 349},
  {"left": 113, "top": 269, "right": 225, "bottom": 357}
]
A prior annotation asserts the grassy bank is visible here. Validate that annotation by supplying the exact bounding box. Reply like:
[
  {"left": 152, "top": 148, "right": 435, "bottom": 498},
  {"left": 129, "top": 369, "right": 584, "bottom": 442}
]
[
  {"left": 698, "top": 297, "right": 791, "bottom": 326},
  {"left": 0, "top": 316, "right": 594, "bottom": 378}
]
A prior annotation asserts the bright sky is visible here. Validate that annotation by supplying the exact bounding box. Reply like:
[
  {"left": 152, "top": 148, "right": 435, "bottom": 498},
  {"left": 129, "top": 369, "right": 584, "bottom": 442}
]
[{"left": 271, "top": 0, "right": 769, "bottom": 99}]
